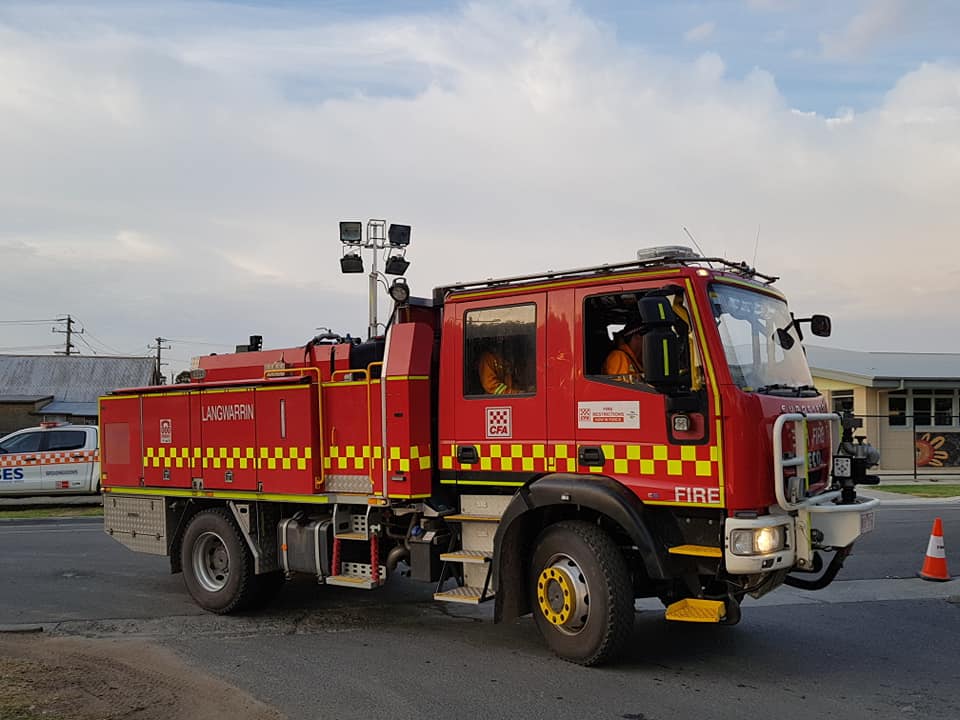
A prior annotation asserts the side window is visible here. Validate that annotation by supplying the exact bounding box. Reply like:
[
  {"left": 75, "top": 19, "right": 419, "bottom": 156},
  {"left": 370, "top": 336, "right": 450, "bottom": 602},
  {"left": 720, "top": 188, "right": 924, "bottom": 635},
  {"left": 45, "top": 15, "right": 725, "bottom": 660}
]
[
  {"left": 464, "top": 304, "right": 536, "bottom": 397},
  {"left": 583, "top": 286, "right": 697, "bottom": 388},
  {"left": 46, "top": 430, "right": 88, "bottom": 452},
  {"left": 1, "top": 432, "right": 43, "bottom": 453}
]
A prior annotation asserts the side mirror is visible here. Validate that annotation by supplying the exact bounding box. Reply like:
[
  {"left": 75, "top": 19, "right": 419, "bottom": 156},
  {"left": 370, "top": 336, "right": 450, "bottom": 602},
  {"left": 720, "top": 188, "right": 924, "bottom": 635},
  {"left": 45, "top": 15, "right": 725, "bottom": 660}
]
[
  {"left": 775, "top": 328, "right": 795, "bottom": 350},
  {"left": 810, "top": 314, "right": 831, "bottom": 337}
]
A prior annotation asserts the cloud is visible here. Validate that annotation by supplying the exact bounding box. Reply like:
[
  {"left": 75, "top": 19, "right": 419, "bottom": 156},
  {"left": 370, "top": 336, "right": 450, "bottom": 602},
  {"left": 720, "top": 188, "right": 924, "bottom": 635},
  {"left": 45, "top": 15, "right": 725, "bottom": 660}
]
[
  {"left": 819, "top": 0, "right": 911, "bottom": 60},
  {"left": 0, "top": 0, "right": 958, "bottom": 370},
  {"left": 684, "top": 21, "right": 715, "bottom": 43}
]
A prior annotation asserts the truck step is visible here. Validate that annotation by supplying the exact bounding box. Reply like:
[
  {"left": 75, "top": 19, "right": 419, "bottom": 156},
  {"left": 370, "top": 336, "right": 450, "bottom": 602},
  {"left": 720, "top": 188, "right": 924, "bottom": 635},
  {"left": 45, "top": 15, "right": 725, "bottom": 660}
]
[
  {"left": 325, "top": 562, "right": 386, "bottom": 589},
  {"left": 326, "top": 574, "right": 379, "bottom": 589},
  {"left": 433, "top": 586, "right": 495, "bottom": 604},
  {"left": 440, "top": 550, "right": 492, "bottom": 564},
  {"left": 664, "top": 598, "right": 725, "bottom": 623},
  {"left": 444, "top": 514, "right": 500, "bottom": 523},
  {"left": 668, "top": 544, "right": 722, "bottom": 558},
  {"left": 334, "top": 531, "right": 369, "bottom": 541}
]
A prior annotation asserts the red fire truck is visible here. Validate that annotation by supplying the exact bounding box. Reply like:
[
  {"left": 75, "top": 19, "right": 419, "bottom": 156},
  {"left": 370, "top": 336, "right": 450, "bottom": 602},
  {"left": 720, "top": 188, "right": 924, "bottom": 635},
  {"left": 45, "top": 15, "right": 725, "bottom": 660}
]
[{"left": 100, "top": 246, "right": 879, "bottom": 665}]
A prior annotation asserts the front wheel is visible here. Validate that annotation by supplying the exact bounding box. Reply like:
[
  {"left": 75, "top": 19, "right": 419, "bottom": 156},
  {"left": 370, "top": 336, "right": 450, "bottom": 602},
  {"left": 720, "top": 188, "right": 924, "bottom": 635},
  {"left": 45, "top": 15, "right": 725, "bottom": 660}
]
[
  {"left": 180, "top": 508, "right": 255, "bottom": 613},
  {"left": 530, "top": 520, "right": 634, "bottom": 666}
]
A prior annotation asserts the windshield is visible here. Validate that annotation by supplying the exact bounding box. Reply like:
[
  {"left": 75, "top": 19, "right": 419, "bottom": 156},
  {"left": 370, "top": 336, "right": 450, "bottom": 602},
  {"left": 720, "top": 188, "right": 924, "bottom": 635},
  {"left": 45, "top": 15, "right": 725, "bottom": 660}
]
[{"left": 710, "top": 283, "right": 815, "bottom": 394}]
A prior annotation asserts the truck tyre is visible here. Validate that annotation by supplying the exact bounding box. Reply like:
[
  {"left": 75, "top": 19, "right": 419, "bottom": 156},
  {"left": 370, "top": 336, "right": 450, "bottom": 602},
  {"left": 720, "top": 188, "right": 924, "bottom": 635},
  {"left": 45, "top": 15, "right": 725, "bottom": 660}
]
[
  {"left": 530, "top": 520, "right": 633, "bottom": 666},
  {"left": 181, "top": 509, "right": 255, "bottom": 614}
]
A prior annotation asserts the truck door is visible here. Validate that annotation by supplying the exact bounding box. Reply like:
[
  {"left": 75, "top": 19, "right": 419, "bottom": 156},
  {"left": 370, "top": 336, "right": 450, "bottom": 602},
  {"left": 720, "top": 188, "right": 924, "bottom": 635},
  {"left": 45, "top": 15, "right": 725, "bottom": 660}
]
[
  {"left": 0, "top": 429, "right": 44, "bottom": 494},
  {"left": 42, "top": 428, "right": 95, "bottom": 492},
  {"left": 439, "top": 293, "right": 547, "bottom": 489},
  {"left": 573, "top": 282, "right": 721, "bottom": 507}
]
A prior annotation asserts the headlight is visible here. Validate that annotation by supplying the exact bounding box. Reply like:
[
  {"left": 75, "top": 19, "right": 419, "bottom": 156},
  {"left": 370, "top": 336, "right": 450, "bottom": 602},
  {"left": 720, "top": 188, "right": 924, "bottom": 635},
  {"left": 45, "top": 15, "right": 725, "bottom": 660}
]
[{"left": 730, "top": 526, "right": 785, "bottom": 556}]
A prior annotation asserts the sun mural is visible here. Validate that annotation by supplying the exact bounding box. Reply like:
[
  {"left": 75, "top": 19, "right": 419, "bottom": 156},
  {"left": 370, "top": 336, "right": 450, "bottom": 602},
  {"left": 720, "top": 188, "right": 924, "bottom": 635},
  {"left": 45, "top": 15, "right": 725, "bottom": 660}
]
[{"left": 915, "top": 432, "right": 953, "bottom": 467}]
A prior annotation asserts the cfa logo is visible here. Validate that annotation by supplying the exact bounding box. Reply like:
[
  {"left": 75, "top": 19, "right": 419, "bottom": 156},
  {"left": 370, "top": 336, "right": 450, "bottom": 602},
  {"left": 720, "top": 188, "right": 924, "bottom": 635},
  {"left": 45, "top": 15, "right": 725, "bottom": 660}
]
[{"left": 1, "top": 468, "right": 25, "bottom": 481}]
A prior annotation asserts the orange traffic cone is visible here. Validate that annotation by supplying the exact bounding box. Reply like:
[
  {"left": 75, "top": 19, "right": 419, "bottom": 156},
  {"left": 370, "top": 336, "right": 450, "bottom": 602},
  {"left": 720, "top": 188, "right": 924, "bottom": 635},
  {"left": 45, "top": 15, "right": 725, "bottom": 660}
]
[{"left": 918, "top": 517, "right": 951, "bottom": 582}]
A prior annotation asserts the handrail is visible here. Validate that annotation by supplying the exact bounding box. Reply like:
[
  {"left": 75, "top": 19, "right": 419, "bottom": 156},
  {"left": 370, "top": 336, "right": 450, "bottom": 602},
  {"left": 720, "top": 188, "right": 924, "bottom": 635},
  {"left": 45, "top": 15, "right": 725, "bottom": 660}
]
[{"left": 772, "top": 412, "right": 840, "bottom": 512}]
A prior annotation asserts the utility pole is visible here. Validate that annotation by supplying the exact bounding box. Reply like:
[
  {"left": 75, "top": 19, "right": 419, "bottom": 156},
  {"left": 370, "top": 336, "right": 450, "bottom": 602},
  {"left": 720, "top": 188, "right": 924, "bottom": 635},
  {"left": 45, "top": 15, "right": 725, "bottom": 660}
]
[
  {"left": 53, "top": 315, "right": 82, "bottom": 356},
  {"left": 149, "top": 336, "right": 171, "bottom": 385}
]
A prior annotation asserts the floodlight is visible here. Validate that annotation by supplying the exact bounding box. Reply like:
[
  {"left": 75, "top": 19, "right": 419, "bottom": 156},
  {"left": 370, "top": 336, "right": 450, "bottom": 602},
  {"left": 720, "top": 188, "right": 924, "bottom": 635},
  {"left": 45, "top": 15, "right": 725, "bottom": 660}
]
[
  {"left": 340, "top": 252, "right": 364, "bottom": 273},
  {"left": 340, "top": 221, "right": 363, "bottom": 245},
  {"left": 388, "top": 224, "right": 411, "bottom": 247},
  {"left": 389, "top": 278, "right": 410, "bottom": 304},
  {"left": 384, "top": 253, "right": 410, "bottom": 276}
]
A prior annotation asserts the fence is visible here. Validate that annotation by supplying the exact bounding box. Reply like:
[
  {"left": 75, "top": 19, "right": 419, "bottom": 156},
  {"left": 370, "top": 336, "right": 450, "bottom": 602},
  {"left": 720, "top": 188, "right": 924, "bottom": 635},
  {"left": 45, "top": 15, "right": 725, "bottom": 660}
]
[{"left": 845, "top": 413, "right": 960, "bottom": 481}]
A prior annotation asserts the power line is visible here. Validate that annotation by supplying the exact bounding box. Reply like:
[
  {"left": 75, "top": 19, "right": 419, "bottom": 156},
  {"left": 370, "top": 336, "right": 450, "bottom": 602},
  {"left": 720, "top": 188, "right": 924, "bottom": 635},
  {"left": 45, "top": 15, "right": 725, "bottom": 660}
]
[{"left": 0, "top": 319, "right": 59, "bottom": 325}]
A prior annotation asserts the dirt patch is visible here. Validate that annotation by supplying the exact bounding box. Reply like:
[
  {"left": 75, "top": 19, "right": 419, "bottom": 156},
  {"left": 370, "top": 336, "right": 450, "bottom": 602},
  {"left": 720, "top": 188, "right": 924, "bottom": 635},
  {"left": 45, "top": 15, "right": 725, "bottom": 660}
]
[{"left": 0, "top": 633, "right": 283, "bottom": 720}]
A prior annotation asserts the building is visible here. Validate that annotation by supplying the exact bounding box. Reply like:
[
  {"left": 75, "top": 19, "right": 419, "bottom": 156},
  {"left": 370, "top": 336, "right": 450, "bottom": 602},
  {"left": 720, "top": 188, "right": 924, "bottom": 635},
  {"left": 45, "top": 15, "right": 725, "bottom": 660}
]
[
  {"left": 0, "top": 355, "right": 155, "bottom": 435},
  {"left": 807, "top": 346, "right": 960, "bottom": 477}
]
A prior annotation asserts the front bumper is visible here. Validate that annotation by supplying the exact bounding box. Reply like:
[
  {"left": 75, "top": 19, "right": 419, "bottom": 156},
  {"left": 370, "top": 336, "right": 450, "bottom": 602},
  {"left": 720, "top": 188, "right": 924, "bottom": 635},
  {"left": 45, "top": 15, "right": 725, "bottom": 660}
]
[{"left": 724, "top": 491, "right": 879, "bottom": 576}]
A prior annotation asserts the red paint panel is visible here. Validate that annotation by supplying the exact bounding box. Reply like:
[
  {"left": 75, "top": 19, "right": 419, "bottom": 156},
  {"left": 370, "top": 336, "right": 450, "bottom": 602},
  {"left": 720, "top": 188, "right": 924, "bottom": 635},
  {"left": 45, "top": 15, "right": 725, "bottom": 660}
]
[
  {"left": 255, "top": 385, "right": 319, "bottom": 495},
  {"left": 322, "top": 381, "right": 379, "bottom": 493},
  {"left": 198, "top": 388, "right": 258, "bottom": 491},
  {"left": 100, "top": 397, "right": 142, "bottom": 488},
  {"left": 142, "top": 393, "right": 194, "bottom": 489}
]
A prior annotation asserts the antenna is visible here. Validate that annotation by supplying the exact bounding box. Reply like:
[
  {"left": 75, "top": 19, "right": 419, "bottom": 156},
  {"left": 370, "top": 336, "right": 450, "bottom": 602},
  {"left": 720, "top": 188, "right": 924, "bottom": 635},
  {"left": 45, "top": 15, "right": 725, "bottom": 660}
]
[
  {"left": 752, "top": 224, "right": 761, "bottom": 266},
  {"left": 681, "top": 226, "right": 711, "bottom": 265}
]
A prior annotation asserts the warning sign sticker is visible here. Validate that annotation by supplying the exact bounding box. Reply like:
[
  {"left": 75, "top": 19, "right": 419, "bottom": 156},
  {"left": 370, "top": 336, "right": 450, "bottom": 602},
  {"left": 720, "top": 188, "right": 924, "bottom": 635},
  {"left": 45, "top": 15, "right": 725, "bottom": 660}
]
[
  {"left": 577, "top": 401, "right": 640, "bottom": 430},
  {"left": 486, "top": 406, "right": 513, "bottom": 439}
]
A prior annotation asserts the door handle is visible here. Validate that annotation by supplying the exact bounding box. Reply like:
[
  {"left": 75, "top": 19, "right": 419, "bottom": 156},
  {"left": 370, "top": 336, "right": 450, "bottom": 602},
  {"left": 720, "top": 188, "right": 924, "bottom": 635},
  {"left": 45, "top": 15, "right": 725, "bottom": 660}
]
[
  {"left": 456, "top": 446, "right": 480, "bottom": 464},
  {"left": 578, "top": 446, "right": 605, "bottom": 468},
  {"left": 71, "top": 452, "right": 85, "bottom": 458},
  {"left": 22, "top": 455, "right": 37, "bottom": 462}
]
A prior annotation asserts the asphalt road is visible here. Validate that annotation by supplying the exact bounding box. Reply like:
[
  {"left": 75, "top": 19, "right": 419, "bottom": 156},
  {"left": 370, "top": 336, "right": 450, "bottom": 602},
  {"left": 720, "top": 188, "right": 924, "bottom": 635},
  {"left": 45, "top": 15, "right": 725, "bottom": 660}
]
[{"left": 2, "top": 504, "right": 958, "bottom": 720}]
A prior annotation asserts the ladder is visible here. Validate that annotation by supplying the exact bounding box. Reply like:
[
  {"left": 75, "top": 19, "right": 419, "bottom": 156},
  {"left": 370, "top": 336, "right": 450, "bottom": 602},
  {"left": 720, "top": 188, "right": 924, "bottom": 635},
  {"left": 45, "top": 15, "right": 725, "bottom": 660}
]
[
  {"left": 434, "top": 495, "right": 511, "bottom": 605},
  {"left": 325, "top": 503, "right": 386, "bottom": 589}
]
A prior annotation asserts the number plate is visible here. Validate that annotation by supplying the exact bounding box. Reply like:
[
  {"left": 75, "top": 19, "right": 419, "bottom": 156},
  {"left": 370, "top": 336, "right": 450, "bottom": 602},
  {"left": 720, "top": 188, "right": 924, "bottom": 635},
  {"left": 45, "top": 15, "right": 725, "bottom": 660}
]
[{"left": 860, "top": 510, "right": 876, "bottom": 535}]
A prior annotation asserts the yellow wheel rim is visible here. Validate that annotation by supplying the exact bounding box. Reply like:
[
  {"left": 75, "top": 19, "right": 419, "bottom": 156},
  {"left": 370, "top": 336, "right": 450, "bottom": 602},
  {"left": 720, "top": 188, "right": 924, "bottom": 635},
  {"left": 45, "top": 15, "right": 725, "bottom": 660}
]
[{"left": 537, "top": 566, "right": 574, "bottom": 626}]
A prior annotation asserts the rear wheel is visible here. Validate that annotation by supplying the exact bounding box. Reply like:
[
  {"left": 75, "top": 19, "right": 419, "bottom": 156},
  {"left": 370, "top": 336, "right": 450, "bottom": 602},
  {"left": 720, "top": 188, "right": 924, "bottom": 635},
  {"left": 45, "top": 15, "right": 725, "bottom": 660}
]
[
  {"left": 530, "top": 520, "right": 634, "bottom": 666},
  {"left": 181, "top": 509, "right": 255, "bottom": 613}
]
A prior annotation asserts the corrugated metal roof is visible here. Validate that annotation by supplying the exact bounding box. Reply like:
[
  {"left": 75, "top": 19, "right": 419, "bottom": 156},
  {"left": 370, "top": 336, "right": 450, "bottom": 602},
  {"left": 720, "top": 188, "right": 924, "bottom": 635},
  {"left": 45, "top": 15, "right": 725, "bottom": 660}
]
[
  {"left": 0, "top": 355, "right": 155, "bottom": 403},
  {"left": 35, "top": 400, "right": 98, "bottom": 416},
  {"left": 807, "top": 346, "right": 960, "bottom": 387}
]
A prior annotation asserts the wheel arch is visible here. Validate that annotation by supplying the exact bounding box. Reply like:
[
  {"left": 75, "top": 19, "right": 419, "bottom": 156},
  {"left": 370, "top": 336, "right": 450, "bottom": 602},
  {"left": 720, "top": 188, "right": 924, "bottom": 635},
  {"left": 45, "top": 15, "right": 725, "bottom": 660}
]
[{"left": 493, "top": 474, "right": 668, "bottom": 623}]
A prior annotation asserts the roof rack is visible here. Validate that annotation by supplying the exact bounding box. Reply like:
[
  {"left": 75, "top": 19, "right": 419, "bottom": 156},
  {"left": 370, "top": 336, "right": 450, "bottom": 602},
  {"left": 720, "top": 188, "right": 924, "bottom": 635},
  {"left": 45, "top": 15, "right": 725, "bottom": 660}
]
[{"left": 433, "top": 248, "right": 778, "bottom": 302}]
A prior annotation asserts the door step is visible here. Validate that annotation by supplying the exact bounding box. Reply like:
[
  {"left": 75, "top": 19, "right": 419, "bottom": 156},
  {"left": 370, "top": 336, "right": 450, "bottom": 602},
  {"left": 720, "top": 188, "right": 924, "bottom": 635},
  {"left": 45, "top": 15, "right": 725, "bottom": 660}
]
[
  {"left": 667, "top": 544, "right": 722, "bottom": 558},
  {"left": 434, "top": 586, "right": 495, "bottom": 604},
  {"left": 664, "top": 598, "right": 725, "bottom": 623}
]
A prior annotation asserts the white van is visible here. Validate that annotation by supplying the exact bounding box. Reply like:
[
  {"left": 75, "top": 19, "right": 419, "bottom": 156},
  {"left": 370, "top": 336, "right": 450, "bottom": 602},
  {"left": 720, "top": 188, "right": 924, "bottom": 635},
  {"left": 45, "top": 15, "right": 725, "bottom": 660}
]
[{"left": 0, "top": 423, "right": 100, "bottom": 496}]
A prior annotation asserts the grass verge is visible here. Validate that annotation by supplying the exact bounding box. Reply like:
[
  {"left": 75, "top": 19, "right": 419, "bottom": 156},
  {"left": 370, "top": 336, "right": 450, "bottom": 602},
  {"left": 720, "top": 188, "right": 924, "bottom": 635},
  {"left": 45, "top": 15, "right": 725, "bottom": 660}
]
[
  {"left": 878, "top": 484, "right": 960, "bottom": 498},
  {"left": 0, "top": 507, "right": 103, "bottom": 520}
]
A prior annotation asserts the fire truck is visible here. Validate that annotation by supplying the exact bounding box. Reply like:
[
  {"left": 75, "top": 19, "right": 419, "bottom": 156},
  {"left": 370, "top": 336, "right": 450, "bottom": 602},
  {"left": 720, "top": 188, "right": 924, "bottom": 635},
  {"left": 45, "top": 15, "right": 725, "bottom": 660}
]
[{"left": 99, "top": 245, "right": 879, "bottom": 665}]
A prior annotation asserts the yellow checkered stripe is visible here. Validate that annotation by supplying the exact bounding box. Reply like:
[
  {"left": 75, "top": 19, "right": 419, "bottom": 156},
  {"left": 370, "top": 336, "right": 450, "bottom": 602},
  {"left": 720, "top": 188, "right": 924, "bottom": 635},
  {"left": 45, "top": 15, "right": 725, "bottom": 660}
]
[
  {"left": 144, "top": 447, "right": 311, "bottom": 472},
  {"left": 439, "top": 442, "right": 720, "bottom": 479},
  {"left": 322, "top": 445, "right": 432, "bottom": 473}
]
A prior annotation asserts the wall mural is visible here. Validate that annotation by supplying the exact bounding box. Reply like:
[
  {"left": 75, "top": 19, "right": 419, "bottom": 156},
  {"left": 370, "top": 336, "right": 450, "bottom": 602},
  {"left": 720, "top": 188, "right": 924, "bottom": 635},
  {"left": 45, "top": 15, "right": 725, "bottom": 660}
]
[{"left": 915, "top": 432, "right": 960, "bottom": 467}]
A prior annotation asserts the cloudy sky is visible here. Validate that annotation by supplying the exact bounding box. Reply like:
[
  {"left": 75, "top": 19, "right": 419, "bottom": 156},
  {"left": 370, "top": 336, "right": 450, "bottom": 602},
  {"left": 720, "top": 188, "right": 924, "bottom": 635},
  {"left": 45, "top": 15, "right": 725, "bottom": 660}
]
[{"left": 1, "top": 0, "right": 958, "bottom": 375}]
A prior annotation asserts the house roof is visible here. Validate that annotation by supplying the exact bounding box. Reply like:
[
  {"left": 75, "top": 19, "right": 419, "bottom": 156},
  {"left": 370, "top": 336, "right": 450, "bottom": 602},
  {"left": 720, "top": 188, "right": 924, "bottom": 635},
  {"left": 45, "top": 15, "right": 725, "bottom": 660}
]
[
  {"left": 0, "top": 355, "right": 155, "bottom": 404},
  {"left": 807, "top": 346, "right": 960, "bottom": 389},
  {"left": 0, "top": 394, "right": 54, "bottom": 404},
  {"left": 35, "top": 400, "right": 99, "bottom": 417}
]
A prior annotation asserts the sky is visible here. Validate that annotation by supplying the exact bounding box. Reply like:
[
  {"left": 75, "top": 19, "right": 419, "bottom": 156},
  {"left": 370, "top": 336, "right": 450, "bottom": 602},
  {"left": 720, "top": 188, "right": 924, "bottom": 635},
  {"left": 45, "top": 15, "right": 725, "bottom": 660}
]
[{"left": 1, "top": 0, "right": 959, "bottom": 375}]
